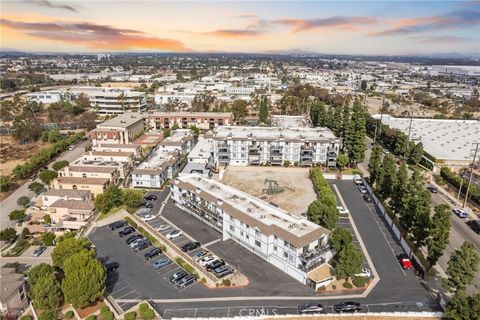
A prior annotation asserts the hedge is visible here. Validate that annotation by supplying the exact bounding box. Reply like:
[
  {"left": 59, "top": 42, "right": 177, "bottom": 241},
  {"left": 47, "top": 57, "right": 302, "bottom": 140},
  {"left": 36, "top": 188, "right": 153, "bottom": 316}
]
[
  {"left": 310, "top": 167, "right": 337, "bottom": 207},
  {"left": 353, "top": 276, "right": 366, "bottom": 287},
  {"left": 124, "top": 216, "right": 137, "bottom": 228},
  {"left": 440, "top": 167, "right": 480, "bottom": 205},
  {"left": 65, "top": 311, "right": 74, "bottom": 319},
  {"left": 124, "top": 311, "right": 136, "bottom": 320},
  {"left": 174, "top": 257, "right": 198, "bottom": 277}
]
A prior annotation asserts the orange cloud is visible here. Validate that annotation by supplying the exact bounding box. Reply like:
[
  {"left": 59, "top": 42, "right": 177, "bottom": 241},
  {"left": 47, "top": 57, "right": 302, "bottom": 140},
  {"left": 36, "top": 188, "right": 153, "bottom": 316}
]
[
  {"left": 203, "top": 29, "right": 265, "bottom": 39},
  {"left": 274, "top": 16, "right": 378, "bottom": 33},
  {"left": 0, "top": 18, "right": 189, "bottom": 51}
]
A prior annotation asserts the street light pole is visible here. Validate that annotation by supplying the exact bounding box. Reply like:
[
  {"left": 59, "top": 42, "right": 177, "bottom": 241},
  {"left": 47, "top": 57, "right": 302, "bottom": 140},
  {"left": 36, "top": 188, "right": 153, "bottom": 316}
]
[
  {"left": 457, "top": 178, "right": 463, "bottom": 207},
  {"left": 463, "top": 142, "right": 479, "bottom": 208}
]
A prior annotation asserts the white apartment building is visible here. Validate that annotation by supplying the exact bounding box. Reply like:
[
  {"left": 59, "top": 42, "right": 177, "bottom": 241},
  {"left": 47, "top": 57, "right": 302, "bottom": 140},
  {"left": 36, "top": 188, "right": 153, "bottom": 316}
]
[
  {"left": 187, "top": 137, "right": 213, "bottom": 164},
  {"left": 57, "top": 165, "right": 121, "bottom": 185},
  {"left": 154, "top": 93, "right": 196, "bottom": 107},
  {"left": 89, "top": 89, "right": 147, "bottom": 115},
  {"left": 157, "top": 129, "right": 194, "bottom": 155},
  {"left": 92, "top": 144, "right": 142, "bottom": 159},
  {"left": 212, "top": 126, "right": 340, "bottom": 167},
  {"left": 81, "top": 150, "right": 135, "bottom": 165},
  {"left": 171, "top": 174, "right": 333, "bottom": 285},
  {"left": 226, "top": 86, "right": 255, "bottom": 95},
  {"left": 147, "top": 112, "right": 234, "bottom": 130},
  {"left": 70, "top": 157, "right": 129, "bottom": 179},
  {"left": 131, "top": 149, "right": 180, "bottom": 188}
]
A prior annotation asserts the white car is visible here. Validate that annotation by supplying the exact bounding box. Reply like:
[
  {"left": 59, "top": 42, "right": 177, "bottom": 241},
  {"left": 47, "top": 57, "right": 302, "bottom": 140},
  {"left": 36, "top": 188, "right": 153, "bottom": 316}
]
[
  {"left": 199, "top": 255, "right": 216, "bottom": 267},
  {"left": 68, "top": 145, "right": 76, "bottom": 151},
  {"left": 355, "top": 267, "right": 372, "bottom": 278},
  {"left": 156, "top": 224, "right": 171, "bottom": 232},
  {"left": 141, "top": 215, "right": 156, "bottom": 222},
  {"left": 336, "top": 206, "right": 349, "bottom": 215},
  {"left": 166, "top": 230, "right": 182, "bottom": 240},
  {"left": 358, "top": 186, "right": 368, "bottom": 194},
  {"left": 353, "top": 174, "right": 363, "bottom": 185}
]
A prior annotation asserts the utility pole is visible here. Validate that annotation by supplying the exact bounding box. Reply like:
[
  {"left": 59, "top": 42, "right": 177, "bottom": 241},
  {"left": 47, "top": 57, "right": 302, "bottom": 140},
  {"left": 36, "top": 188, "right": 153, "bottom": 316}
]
[
  {"left": 407, "top": 112, "right": 414, "bottom": 139},
  {"left": 463, "top": 142, "right": 479, "bottom": 208},
  {"left": 457, "top": 178, "right": 463, "bottom": 207}
]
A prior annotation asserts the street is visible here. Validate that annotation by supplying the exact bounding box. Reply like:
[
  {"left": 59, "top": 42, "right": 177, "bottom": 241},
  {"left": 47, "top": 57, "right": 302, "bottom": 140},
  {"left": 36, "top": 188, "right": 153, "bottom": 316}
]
[{"left": 0, "top": 139, "right": 90, "bottom": 231}]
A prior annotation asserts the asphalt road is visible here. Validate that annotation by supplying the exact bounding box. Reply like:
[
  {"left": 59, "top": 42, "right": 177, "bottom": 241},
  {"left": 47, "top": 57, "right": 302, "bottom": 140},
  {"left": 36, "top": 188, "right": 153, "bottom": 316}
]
[{"left": 0, "top": 139, "right": 90, "bottom": 230}]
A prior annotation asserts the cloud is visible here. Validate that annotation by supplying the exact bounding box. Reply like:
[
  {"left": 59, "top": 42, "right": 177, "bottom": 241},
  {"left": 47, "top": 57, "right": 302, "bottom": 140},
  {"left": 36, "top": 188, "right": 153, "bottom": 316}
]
[
  {"left": 0, "top": 19, "right": 189, "bottom": 51},
  {"left": 24, "top": 0, "right": 78, "bottom": 13},
  {"left": 273, "top": 16, "right": 378, "bottom": 33},
  {"left": 416, "top": 36, "right": 478, "bottom": 44},
  {"left": 203, "top": 29, "right": 265, "bottom": 39},
  {"left": 369, "top": 9, "right": 480, "bottom": 36}
]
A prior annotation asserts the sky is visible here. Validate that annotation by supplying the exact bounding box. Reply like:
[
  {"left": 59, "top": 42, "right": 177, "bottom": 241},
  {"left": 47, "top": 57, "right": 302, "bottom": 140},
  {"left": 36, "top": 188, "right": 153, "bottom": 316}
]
[{"left": 0, "top": 0, "right": 479, "bottom": 55}]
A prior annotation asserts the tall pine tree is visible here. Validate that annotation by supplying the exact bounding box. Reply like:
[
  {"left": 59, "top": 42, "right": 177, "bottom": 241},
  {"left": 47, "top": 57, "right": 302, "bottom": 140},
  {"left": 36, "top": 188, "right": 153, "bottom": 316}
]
[
  {"left": 344, "top": 99, "right": 366, "bottom": 165},
  {"left": 391, "top": 163, "right": 408, "bottom": 214},
  {"left": 426, "top": 204, "right": 451, "bottom": 270},
  {"left": 368, "top": 146, "right": 383, "bottom": 186},
  {"left": 377, "top": 154, "right": 396, "bottom": 199}
]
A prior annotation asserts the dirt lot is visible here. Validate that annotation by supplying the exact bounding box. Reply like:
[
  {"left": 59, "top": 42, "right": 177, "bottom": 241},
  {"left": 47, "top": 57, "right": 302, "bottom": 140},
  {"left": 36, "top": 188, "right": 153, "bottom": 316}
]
[
  {"left": 0, "top": 135, "right": 51, "bottom": 176},
  {"left": 221, "top": 166, "right": 316, "bottom": 215},
  {"left": 366, "top": 96, "right": 438, "bottom": 117}
]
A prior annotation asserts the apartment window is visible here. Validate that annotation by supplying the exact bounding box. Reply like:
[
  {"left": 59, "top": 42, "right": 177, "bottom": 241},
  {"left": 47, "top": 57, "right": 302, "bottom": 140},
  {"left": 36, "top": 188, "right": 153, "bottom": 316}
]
[
  {"left": 284, "top": 252, "right": 289, "bottom": 259},
  {"left": 229, "top": 225, "right": 235, "bottom": 232},
  {"left": 255, "top": 230, "right": 260, "bottom": 237},
  {"left": 274, "top": 235, "right": 277, "bottom": 240},
  {"left": 255, "top": 240, "right": 261, "bottom": 247},
  {"left": 246, "top": 235, "right": 249, "bottom": 239},
  {"left": 273, "top": 246, "right": 277, "bottom": 252},
  {"left": 240, "top": 231, "right": 244, "bottom": 236}
]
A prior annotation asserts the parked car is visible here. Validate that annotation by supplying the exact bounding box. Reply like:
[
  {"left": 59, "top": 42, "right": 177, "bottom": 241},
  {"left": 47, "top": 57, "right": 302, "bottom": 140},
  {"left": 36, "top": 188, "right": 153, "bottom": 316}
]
[
  {"left": 363, "top": 194, "right": 373, "bottom": 203},
  {"left": 166, "top": 230, "right": 182, "bottom": 240},
  {"left": 33, "top": 246, "right": 47, "bottom": 257},
  {"left": 176, "top": 274, "right": 197, "bottom": 288},
  {"left": 136, "top": 207, "right": 152, "bottom": 216},
  {"left": 134, "top": 241, "right": 151, "bottom": 252},
  {"left": 109, "top": 220, "right": 127, "bottom": 231},
  {"left": 169, "top": 270, "right": 188, "bottom": 284},
  {"left": 206, "top": 259, "right": 225, "bottom": 271},
  {"left": 334, "top": 302, "right": 362, "bottom": 313},
  {"left": 199, "top": 255, "right": 216, "bottom": 267},
  {"left": 157, "top": 224, "right": 172, "bottom": 232},
  {"left": 152, "top": 258, "right": 171, "bottom": 269},
  {"left": 144, "top": 201, "right": 153, "bottom": 208},
  {"left": 336, "top": 206, "right": 349, "bottom": 215},
  {"left": 129, "top": 237, "right": 147, "bottom": 248},
  {"left": 144, "top": 194, "right": 158, "bottom": 201},
  {"left": 119, "top": 226, "right": 135, "bottom": 237},
  {"left": 126, "top": 234, "right": 142, "bottom": 245},
  {"left": 30, "top": 174, "right": 38, "bottom": 181},
  {"left": 144, "top": 247, "right": 162, "bottom": 260},
  {"left": 181, "top": 241, "right": 201, "bottom": 252},
  {"left": 104, "top": 261, "right": 119, "bottom": 273},
  {"left": 398, "top": 254, "right": 413, "bottom": 270},
  {"left": 193, "top": 251, "right": 209, "bottom": 261},
  {"left": 68, "top": 145, "right": 76, "bottom": 151},
  {"left": 298, "top": 303, "right": 324, "bottom": 314},
  {"left": 141, "top": 215, "right": 156, "bottom": 222},
  {"left": 214, "top": 265, "right": 234, "bottom": 278},
  {"left": 355, "top": 267, "right": 371, "bottom": 279},
  {"left": 353, "top": 174, "right": 363, "bottom": 185},
  {"left": 467, "top": 220, "right": 480, "bottom": 234},
  {"left": 358, "top": 186, "right": 368, "bottom": 194},
  {"left": 452, "top": 208, "right": 468, "bottom": 219},
  {"left": 426, "top": 186, "right": 438, "bottom": 193}
]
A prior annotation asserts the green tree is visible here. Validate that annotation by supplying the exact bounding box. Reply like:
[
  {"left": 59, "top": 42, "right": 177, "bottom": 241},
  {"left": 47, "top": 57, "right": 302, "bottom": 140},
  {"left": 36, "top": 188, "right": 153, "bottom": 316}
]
[
  {"left": 344, "top": 99, "right": 366, "bottom": 165},
  {"left": 121, "top": 189, "right": 143, "bottom": 212},
  {"left": 442, "top": 242, "right": 480, "bottom": 294},
  {"left": 39, "top": 310, "right": 57, "bottom": 320},
  {"left": 56, "top": 231, "right": 76, "bottom": 243},
  {"left": 0, "top": 228, "right": 17, "bottom": 242},
  {"left": 409, "top": 188, "right": 431, "bottom": 250},
  {"left": 162, "top": 128, "right": 171, "bottom": 138},
  {"left": 47, "top": 129, "right": 62, "bottom": 143},
  {"left": 399, "top": 170, "right": 423, "bottom": 232},
  {"left": 231, "top": 99, "right": 248, "bottom": 123},
  {"left": 307, "top": 200, "right": 339, "bottom": 230},
  {"left": 39, "top": 170, "right": 58, "bottom": 185},
  {"left": 94, "top": 186, "right": 123, "bottom": 213},
  {"left": 61, "top": 251, "right": 106, "bottom": 308},
  {"left": 17, "top": 196, "right": 31, "bottom": 208},
  {"left": 368, "top": 146, "right": 383, "bottom": 186},
  {"left": 28, "top": 263, "right": 55, "bottom": 288},
  {"left": 51, "top": 237, "right": 93, "bottom": 268},
  {"left": 426, "top": 204, "right": 451, "bottom": 270},
  {"left": 390, "top": 163, "right": 408, "bottom": 214},
  {"left": 43, "top": 214, "right": 52, "bottom": 224},
  {"left": 377, "top": 155, "right": 396, "bottom": 199},
  {"left": 188, "top": 125, "right": 200, "bottom": 140},
  {"left": 42, "top": 232, "right": 56, "bottom": 246},
  {"left": 258, "top": 96, "right": 269, "bottom": 123},
  {"left": 310, "top": 101, "right": 326, "bottom": 126},
  {"left": 0, "top": 175, "right": 12, "bottom": 192},
  {"left": 334, "top": 243, "right": 363, "bottom": 279},
  {"left": 336, "top": 153, "right": 349, "bottom": 172},
  {"left": 52, "top": 160, "right": 69, "bottom": 171},
  {"left": 330, "top": 227, "right": 353, "bottom": 252},
  {"left": 100, "top": 306, "right": 114, "bottom": 320},
  {"left": 444, "top": 292, "right": 480, "bottom": 320},
  {"left": 360, "top": 80, "right": 367, "bottom": 91},
  {"left": 331, "top": 106, "right": 343, "bottom": 137},
  {"left": 393, "top": 131, "right": 410, "bottom": 158},
  {"left": 139, "top": 303, "right": 155, "bottom": 320},
  {"left": 31, "top": 273, "right": 62, "bottom": 310},
  {"left": 409, "top": 142, "right": 424, "bottom": 164},
  {"left": 28, "top": 181, "right": 45, "bottom": 195},
  {"left": 9, "top": 209, "right": 26, "bottom": 222}
]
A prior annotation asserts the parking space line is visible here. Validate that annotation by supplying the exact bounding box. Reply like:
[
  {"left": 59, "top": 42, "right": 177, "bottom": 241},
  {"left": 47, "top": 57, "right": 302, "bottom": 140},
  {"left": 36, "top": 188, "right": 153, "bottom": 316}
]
[
  {"left": 175, "top": 239, "right": 191, "bottom": 246},
  {"left": 110, "top": 285, "right": 130, "bottom": 296},
  {"left": 203, "top": 239, "right": 221, "bottom": 248},
  {"left": 116, "top": 290, "right": 137, "bottom": 299}
]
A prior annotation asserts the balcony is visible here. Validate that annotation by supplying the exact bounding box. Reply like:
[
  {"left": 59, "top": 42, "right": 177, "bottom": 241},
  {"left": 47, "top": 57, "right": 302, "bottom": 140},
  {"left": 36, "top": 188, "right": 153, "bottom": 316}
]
[
  {"left": 298, "top": 245, "right": 331, "bottom": 272},
  {"left": 219, "top": 155, "right": 229, "bottom": 164}
]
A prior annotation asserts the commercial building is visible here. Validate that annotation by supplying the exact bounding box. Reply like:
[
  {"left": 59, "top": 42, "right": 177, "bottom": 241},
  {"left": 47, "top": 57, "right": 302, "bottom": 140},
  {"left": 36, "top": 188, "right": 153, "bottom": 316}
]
[
  {"left": 271, "top": 115, "right": 311, "bottom": 128},
  {"left": 26, "top": 90, "right": 66, "bottom": 104},
  {"left": 212, "top": 126, "right": 340, "bottom": 167},
  {"left": 131, "top": 149, "right": 180, "bottom": 188},
  {"left": 89, "top": 113, "right": 145, "bottom": 145},
  {"left": 0, "top": 267, "right": 27, "bottom": 315},
  {"left": 157, "top": 129, "right": 194, "bottom": 155},
  {"left": 51, "top": 177, "right": 110, "bottom": 197},
  {"left": 171, "top": 173, "right": 333, "bottom": 285},
  {"left": 147, "top": 112, "right": 234, "bottom": 130},
  {"left": 89, "top": 88, "right": 146, "bottom": 115}
]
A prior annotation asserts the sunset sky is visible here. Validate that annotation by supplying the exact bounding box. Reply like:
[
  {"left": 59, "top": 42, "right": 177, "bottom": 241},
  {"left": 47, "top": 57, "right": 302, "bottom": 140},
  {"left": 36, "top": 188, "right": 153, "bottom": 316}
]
[{"left": 1, "top": 1, "right": 479, "bottom": 55}]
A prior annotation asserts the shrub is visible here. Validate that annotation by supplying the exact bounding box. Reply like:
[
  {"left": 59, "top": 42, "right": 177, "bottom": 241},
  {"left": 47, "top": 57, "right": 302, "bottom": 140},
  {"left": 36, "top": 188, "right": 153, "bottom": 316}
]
[
  {"left": 353, "top": 276, "right": 366, "bottom": 288},
  {"left": 283, "top": 160, "right": 290, "bottom": 167},
  {"left": 43, "top": 214, "right": 52, "bottom": 224},
  {"left": 85, "top": 316, "right": 96, "bottom": 320},
  {"left": 65, "top": 311, "right": 74, "bottom": 319},
  {"left": 343, "top": 281, "right": 353, "bottom": 289},
  {"left": 174, "top": 257, "right": 198, "bottom": 276},
  {"left": 17, "top": 196, "right": 31, "bottom": 208},
  {"left": 318, "top": 285, "right": 326, "bottom": 291},
  {"left": 139, "top": 303, "right": 154, "bottom": 320},
  {"left": 294, "top": 161, "right": 299, "bottom": 167},
  {"left": 42, "top": 232, "right": 56, "bottom": 246},
  {"left": 332, "top": 284, "right": 337, "bottom": 289},
  {"left": 222, "top": 279, "right": 231, "bottom": 286},
  {"left": 310, "top": 168, "right": 337, "bottom": 207},
  {"left": 100, "top": 306, "right": 114, "bottom": 320},
  {"left": 124, "top": 311, "right": 136, "bottom": 320},
  {"left": 124, "top": 217, "right": 137, "bottom": 228},
  {"left": 39, "top": 311, "right": 57, "bottom": 320},
  {"left": 20, "top": 316, "right": 33, "bottom": 320},
  {"left": 200, "top": 278, "right": 206, "bottom": 284}
]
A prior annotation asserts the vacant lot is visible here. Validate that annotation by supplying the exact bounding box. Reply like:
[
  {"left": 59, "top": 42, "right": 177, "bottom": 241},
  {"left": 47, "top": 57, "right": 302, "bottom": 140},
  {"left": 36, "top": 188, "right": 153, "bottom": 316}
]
[
  {"left": 0, "top": 136, "right": 51, "bottom": 176},
  {"left": 222, "top": 166, "right": 316, "bottom": 215}
]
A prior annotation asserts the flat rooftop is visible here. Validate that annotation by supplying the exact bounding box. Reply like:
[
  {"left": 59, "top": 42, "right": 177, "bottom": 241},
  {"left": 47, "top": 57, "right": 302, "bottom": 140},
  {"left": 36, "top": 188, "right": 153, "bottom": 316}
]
[
  {"left": 149, "top": 111, "right": 232, "bottom": 118},
  {"left": 374, "top": 115, "right": 480, "bottom": 161},
  {"left": 188, "top": 137, "right": 213, "bottom": 159},
  {"left": 271, "top": 115, "right": 310, "bottom": 128},
  {"left": 72, "top": 158, "right": 123, "bottom": 167},
  {"left": 174, "top": 173, "right": 329, "bottom": 248},
  {"left": 213, "top": 126, "right": 337, "bottom": 142},
  {"left": 97, "top": 112, "right": 144, "bottom": 129},
  {"left": 133, "top": 149, "right": 179, "bottom": 174},
  {"left": 161, "top": 129, "right": 193, "bottom": 145}
]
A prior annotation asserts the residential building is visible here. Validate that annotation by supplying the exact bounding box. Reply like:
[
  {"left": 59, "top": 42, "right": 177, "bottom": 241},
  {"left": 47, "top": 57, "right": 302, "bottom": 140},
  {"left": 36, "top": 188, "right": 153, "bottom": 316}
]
[
  {"left": 81, "top": 150, "right": 135, "bottom": 165},
  {"left": 131, "top": 149, "right": 180, "bottom": 188},
  {"left": 212, "top": 126, "right": 340, "bottom": 167},
  {"left": 47, "top": 199, "right": 96, "bottom": 232},
  {"left": 271, "top": 115, "right": 311, "bottom": 128},
  {"left": 226, "top": 86, "right": 255, "bottom": 95},
  {"left": 57, "top": 165, "right": 121, "bottom": 185},
  {"left": 41, "top": 189, "right": 91, "bottom": 207},
  {"left": 51, "top": 177, "right": 110, "bottom": 197},
  {"left": 0, "top": 267, "right": 27, "bottom": 315},
  {"left": 92, "top": 143, "right": 142, "bottom": 159},
  {"left": 171, "top": 174, "right": 333, "bottom": 285},
  {"left": 89, "top": 89, "right": 147, "bottom": 115},
  {"left": 70, "top": 157, "right": 130, "bottom": 179},
  {"left": 187, "top": 137, "right": 214, "bottom": 164},
  {"left": 157, "top": 129, "right": 194, "bottom": 155},
  {"left": 89, "top": 112, "right": 145, "bottom": 145},
  {"left": 147, "top": 112, "right": 234, "bottom": 130},
  {"left": 154, "top": 93, "right": 196, "bottom": 107}
]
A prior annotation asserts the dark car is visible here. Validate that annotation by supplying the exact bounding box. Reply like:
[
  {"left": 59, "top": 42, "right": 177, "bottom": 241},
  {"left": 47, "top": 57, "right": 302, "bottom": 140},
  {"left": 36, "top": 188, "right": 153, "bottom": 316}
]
[
  {"left": 181, "top": 241, "right": 201, "bottom": 252},
  {"left": 206, "top": 259, "right": 225, "bottom": 272},
  {"left": 144, "top": 201, "right": 153, "bottom": 208},
  {"left": 119, "top": 226, "right": 135, "bottom": 237},
  {"left": 427, "top": 186, "right": 439, "bottom": 193},
  {"left": 169, "top": 270, "right": 188, "bottom": 284},
  {"left": 176, "top": 274, "right": 197, "bottom": 288},
  {"left": 33, "top": 246, "right": 47, "bottom": 257},
  {"left": 126, "top": 234, "right": 142, "bottom": 244},
  {"left": 109, "top": 220, "right": 127, "bottom": 231},
  {"left": 133, "top": 240, "right": 150, "bottom": 252},
  {"left": 334, "top": 302, "right": 361, "bottom": 313},
  {"left": 363, "top": 194, "right": 373, "bottom": 203},
  {"left": 144, "top": 247, "right": 162, "bottom": 260},
  {"left": 104, "top": 261, "right": 119, "bottom": 273},
  {"left": 467, "top": 220, "right": 480, "bottom": 234},
  {"left": 299, "top": 303, "right": 324, "bottom": 314},
  {"left": 144, "top": 194, "right": 158, "bottom": 201}
]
